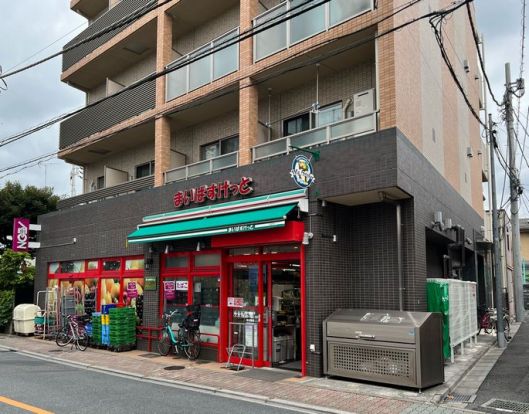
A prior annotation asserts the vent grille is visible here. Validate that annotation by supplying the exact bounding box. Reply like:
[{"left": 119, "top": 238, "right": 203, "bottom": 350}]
[
  {"left": 328, "top": 342, "right": 415, "bottom": 384},
  {"left": 482, "top": 399, "right": 529, "bottom": 413}
]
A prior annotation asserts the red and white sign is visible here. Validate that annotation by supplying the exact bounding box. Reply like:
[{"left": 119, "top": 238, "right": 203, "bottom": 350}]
[
  {"left": 175, "top": 281, "right": 188, "bottom": 291},
  {"left": 127, "top": 282, "right": 138, "bottom": 298},
  {"left": 227, "top": 297, "right": 245, "bottom": 308},
  {"left": 173, "top": 177, "right": 253, "bottom": 208},
  {"left": 12, "top": 218, "right": 30, "bottom": 252}
]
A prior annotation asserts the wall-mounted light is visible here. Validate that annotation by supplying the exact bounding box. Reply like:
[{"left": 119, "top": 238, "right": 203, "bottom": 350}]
[{"left": 302, "top": 232, "right": 313, "bottom": 245}]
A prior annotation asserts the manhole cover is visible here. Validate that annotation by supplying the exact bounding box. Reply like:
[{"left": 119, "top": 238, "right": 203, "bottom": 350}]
[
  {"left": 483, "top": 399, "right": 529, "bottom": 413},
  {"left": 445, "top": 393, "right": 476, "bottom": 403},
  {"left": 164, "top": 365, "right": 185, "bottom": 371}
]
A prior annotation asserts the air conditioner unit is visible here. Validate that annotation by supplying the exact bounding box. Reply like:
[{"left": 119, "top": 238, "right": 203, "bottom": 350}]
[{"left": 353, "top": 89, "right": 375, "bottom": 118}]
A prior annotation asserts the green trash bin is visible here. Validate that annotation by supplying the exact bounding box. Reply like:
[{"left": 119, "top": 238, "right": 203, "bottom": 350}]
[{"left": 427, "top": 279, "right": 450, "bottom": 360}]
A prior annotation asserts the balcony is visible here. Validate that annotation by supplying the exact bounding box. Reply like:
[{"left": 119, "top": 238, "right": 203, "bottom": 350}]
[
  {"left": 60, "top": 76, "right": 156, "bottom": 150},
  {"left": 252, "top": 113, "right": 377, "bottom": 162},
  {"left": 166, "top": 28, "right": 239, "bottom": 102},
  {"left": 57, "top": 175, "right": 154, "bottom": 210},
  {"left": 254, "top": 0, "right": 373, "bottom": 62},
  {"left": 63, "top": 0, "right": 154, "bottom": 71},
  {"left": 165, "top": 152, "right": 239, "bottom": 183}
]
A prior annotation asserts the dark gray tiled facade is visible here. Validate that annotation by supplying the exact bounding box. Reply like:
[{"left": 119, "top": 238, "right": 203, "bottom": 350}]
[{"left": 36, "top": 128, "right": 483, "bottom": 377}]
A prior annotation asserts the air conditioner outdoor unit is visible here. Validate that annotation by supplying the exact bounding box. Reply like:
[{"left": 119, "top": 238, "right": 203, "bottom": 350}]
[{"left": 353, "top": 89, "right": 375, "bottom": 118}]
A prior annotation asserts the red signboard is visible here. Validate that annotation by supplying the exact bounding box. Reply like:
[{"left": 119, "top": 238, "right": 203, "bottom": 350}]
[
  {"left": 173, "top": 177, "right": 253, "bottom": 208},
  {"left": 12, "top": 218, "right": 30, "bottom": 252}
]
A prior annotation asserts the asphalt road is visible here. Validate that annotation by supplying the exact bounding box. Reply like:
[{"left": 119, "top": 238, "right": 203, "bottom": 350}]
[{"left": 0, "top": 350, "right": 303, "bottom": 414}]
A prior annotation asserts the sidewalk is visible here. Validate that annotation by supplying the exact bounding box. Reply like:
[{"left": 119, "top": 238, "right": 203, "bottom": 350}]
[{"left": 0, "top": 330, "right": 506, "bottom": 414}]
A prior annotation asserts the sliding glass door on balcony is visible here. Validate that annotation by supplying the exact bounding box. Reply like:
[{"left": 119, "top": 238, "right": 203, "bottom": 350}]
[
  {"left": 166, "top": 28, "right": 239, "bottom": 102},
  {"left": 254, "top": 0, "right": 373, "bottom": 62}
]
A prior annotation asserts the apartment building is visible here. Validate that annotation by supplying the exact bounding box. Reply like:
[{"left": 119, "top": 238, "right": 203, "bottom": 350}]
[{"left": 35, "top": 0, "right": 487, "bottom": 377}]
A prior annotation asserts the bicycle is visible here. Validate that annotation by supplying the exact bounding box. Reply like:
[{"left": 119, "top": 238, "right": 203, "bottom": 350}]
[
  {"left": 55, "top": 314, "right": 89, "bottom": 351},
  {"left": 158, "top": 306, "right": 201, "bottom": 360},
  {"left": 478, "top": 307, "right": 511, "bottom": 342}
]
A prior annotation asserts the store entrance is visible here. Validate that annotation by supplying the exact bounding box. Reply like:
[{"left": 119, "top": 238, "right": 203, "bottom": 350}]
[{"left": 227, "top": 256, "right": 301, "bottom": 371}]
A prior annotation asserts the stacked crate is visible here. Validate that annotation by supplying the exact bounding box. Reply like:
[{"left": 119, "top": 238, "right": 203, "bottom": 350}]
[
  {"left": 109, "top": 307, "right": 136, "bottom": 350},
  {"left": 91, "top": 313, "right": 102, "bottom": 346},
  {"left": 101, "top": 313, "right": 110, "bottom": 346}
]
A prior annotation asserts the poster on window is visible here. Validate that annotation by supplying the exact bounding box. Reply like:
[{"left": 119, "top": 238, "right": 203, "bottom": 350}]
[
  {"left": 175, "top": 281, "right": 188, "bottom": 291},
  {"left": 163, "top": 281, "right": 176, "bottom": 300},
  {"left": 127, "top": 281, "right": 138, "bottom": 298}
]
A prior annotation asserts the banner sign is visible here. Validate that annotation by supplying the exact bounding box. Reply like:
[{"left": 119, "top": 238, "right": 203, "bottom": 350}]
[
  {"left": 163, "top": 281, "right": 176, "bottom": 300},
  {"left": 127, "top": 282, "right": 138, "bottom": 298},
  {"left": 175, "top": 281, "right": 188, "bottom": 291},
  {"left": 290, "top": 155, "right": 315, "bottom": 188},
  {"left": 173, "top": 177, "right": 253, "bottom": 208},
  {"left": 12, "top": 218, "right": 30, "bottom": 252}
]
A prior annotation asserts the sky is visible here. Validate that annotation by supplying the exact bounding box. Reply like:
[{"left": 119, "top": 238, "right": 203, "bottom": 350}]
[{"left": 0, "top": 0, "right": 526, "bottom": 211}]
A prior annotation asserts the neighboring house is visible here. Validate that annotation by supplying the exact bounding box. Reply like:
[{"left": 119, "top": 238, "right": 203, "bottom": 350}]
[
  {"left": 519, "top": 218, "right": 529, "bottom": 283},
  {"left": 36, "top": 0, "right": 487, "bottom": 377}
]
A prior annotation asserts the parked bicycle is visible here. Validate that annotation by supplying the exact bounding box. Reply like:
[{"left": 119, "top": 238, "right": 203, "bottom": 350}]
[
  {"left": 478, "top": 307, "right": 511, "bottom": 342},
  {"left": 158, "top": 305, "right": 201, "bottom": 360},
  {"left": 55, "top": 314, "right": 89, "bottom": 351}
]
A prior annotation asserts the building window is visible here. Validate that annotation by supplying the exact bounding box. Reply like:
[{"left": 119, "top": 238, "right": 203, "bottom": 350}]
[
  {"left": 283, "top": 113, "right": 310, "bottom": 136},
  {"left": 316, "top": 102, "right": 342, "bottom": 127},
  {"left": 135, "top": 161, "right": 155, "bottom": 179},
  {"left": 97, "top": 176, "right": 104, "bottom": 190},
  {"left": 200, "top": 135, "right": 239, "bottom": 160}
]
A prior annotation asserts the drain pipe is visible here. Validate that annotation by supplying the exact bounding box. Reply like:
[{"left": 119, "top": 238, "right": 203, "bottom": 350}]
[
  {"left": 396, "top": 203, "right": 404, "bottom": 311},
  {"left": 379, "top": 192, "right": 404, "bottom": 310}
]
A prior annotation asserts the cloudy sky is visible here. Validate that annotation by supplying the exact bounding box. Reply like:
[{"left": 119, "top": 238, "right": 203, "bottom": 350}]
[{"left": 0, "top": 0, "right": 527, "bottom": 212}]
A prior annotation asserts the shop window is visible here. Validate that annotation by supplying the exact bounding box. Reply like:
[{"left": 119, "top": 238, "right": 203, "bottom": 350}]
[
  {"left": 48, "top": 279, "right": 58, "bottom": 289},
  {"left": 125, "top": 258, "right": 144, "bottom": 271},
  {"left": 165, "top": 255, "right": 188, "bottom": 269},
  {"left": 262, "top": 245, "right": 300, "bottom": 254},
  {"left": 194, "top": 253, "right": 221, "bottom": 268},
  {"left": 193, "top": 276, "right": 220, "bottom": 344},
  {"left": 87, "top": 260, "right": 99, "bottom": 271},
  {"left": 97, "top": 176, "right": 104, "bottom": 190},
  {"left": 200, "top": 135, "right": 239, "bottom": 161},
  {"left": 60, "top": 261, "right": 85, "bottom": 274},
  {"left": 101, "top": 278, "right": 120, "bottom": 306},
  {"left": 135, "top": 161, "right": 155, "bottom": 179},
  {"left": 283, "top": 113, "right": 310, "bottom": 136},
  {"left": 163, "top": 277, "right": 188, "bottom": 325},
  {"left": 49, "top": 262, "right": 59, "bottom": 274},
  {"left": 60, "top": 280, "right": 85, "bottom": 315},
  {"left": 232, "top": 263, "right": 259, "bottom": 307},
  {"left": 103, "top": 259, "right": 121, "bottom": 272},
  {"left": 84, "top": 279, "right": 97, "bottom": 316},
  {"left": 124, "top": 278, "right": 144, "bottom": 324}
]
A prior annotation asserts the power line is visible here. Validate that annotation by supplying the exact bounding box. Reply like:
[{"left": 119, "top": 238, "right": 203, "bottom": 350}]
[
  {"left": 465, "top": 3, "right": 503, "bottom": 108},
  {"left": 0, "top": 0, "right": 469, "bottom": 180},
  {"left": 516, "top": 0, "right": 527, "bottom": 140},
  {"left": 0, "top": 0, "right": 424, "bottom": 150}
]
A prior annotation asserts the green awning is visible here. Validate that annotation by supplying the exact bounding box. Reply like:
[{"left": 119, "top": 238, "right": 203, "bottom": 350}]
[{"left": 127, "top": 204, "right": 297, "bottom": 244}]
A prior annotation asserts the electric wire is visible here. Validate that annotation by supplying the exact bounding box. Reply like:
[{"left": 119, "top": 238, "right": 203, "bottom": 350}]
[
  {"left": 515, "top": 0, "right": 527, "bottom": 140},
  {"left": 0, "top": 0, "right": 425, "bottom": 152},
  {"left": 0, "top": 0, "right": 467, "bottom": 179}
]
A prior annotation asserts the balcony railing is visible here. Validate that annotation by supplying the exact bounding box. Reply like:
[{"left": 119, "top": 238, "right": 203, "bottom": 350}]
[
  {"left": 252, "top": 113, "right": 377, "bottom": 162},
  {"left": 165, "top": 152, "right": 239, "bottom": 184},
  {"left": 60, "top": 77, "right": 156, "bottom": 149},
  {"left": 166, "top": 28, "right": 239, "bottom": 101},
  {"left": 57, "top": 175, "right": 154, "bottom": 210},
  {"left": 63, "top": 0, "right": 155, "bottom": 71},
  {"left": 254, "top": 0, "right": 373, "bottom": 62}
]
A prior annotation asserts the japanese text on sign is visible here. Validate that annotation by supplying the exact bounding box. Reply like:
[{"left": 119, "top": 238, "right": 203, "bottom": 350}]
[
  {"left": 227, "top": 297, "right": 245, "bottom": 308},
  {"left": 173, "top": 177, "right": 253, "bottom": 208}
]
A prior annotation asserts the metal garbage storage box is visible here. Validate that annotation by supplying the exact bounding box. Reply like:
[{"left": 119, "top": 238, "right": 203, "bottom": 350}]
[{"left": 323, "top": 309, "right": 444, "bottom": 389}]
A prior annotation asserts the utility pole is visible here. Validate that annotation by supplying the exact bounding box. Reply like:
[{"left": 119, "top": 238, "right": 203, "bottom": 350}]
[
  {"left": 504, "top": 62, "right": 525, "bottom": 323},
  {"left": 489, "top": 114, "right": 506, "bottom": 348}
]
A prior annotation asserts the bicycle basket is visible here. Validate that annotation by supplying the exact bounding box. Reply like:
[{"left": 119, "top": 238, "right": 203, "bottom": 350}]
[{"left": 184, "top": 305, "right": 201, "bottom": 329}]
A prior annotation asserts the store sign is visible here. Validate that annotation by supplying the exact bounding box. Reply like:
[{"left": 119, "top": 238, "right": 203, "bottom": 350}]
[
  {"left": 227, "top": 297, "right": 245, "bottom": 308},
  {"left": 127, "top": 282, "right": 138, "bottom": 298},
  {"left": 173, "top": 177, "right": 253, "bottom": 208},
  {"left": 175, "top": 281, "right": 188, "bottom": 291},
  {"left": 163, "top": 281, "right": 176, "bottom": 300},
  {"left": 227, "top": 224, "right": 255, "bottom": 233},
  {"left": 290, "top": 155, "right": 315, "bottom": 188},
  {"left": 12, "top": 218, "right": 30, "bottom": 252},
  {"left": 144, "top": 277, "right": 156, "bottom": 291}
]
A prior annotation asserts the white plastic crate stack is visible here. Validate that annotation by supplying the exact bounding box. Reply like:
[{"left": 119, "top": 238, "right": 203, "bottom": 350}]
[{"left": 427, "top": 279, "right": 478, "bottom": 362}]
